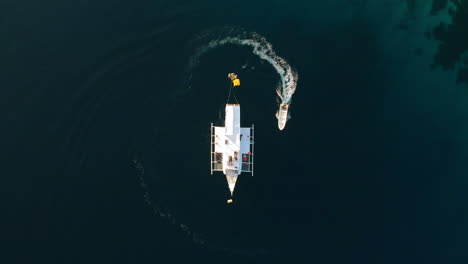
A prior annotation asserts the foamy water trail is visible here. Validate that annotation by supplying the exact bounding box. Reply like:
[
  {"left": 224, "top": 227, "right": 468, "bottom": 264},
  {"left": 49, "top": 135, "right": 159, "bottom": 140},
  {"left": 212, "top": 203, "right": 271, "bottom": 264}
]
[
  {"left": 132, "top": 158, "right": 206, "bottom": 247},
  {"left": 188, "top": 28, "right": 298, "bottom": 128}
]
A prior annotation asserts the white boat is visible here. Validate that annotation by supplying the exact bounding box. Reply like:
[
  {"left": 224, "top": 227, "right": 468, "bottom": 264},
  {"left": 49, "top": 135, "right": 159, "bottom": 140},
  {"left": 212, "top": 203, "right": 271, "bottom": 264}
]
[
  {"left": 210, "top": 74, "right": 254, "bottom": 203},
  {"left": 276, "top": 103, "right": 289, "bottom": 130}
]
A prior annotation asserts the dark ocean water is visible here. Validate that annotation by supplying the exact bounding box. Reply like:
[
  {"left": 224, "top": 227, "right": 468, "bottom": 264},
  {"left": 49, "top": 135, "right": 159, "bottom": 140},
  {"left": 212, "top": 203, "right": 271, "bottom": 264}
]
[{"left": 2, "top": 0, "right": 468, "bottom": 263}]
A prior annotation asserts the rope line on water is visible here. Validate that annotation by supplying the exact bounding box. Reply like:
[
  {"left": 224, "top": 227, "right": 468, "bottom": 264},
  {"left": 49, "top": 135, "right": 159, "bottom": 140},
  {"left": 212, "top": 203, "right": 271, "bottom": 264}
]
[
  {"left": 226, "top": 81, "right": 232, "bottom": 105},
  {"left": 226, "top": 81, "right": 239, "bottom": 105}
]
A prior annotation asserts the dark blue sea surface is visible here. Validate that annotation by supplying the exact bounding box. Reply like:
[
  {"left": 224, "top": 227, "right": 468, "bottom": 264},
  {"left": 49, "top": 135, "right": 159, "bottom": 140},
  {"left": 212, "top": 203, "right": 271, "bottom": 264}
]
[{"left": 2, "top": 0, "right": 468, "bottom": 263}]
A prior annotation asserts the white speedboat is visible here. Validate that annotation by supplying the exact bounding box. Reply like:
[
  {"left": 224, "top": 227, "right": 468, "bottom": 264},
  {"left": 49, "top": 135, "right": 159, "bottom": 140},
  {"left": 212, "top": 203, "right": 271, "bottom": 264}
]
[{"left": 276, "top": 103, "right": 289, "bottom": 130}]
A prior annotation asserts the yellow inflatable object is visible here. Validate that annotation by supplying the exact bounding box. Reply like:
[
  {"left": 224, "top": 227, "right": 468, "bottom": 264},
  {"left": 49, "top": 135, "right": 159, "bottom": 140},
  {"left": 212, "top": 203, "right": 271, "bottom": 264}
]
[{"left": 232, "top": 78, "right": 240, "bottom": 87}]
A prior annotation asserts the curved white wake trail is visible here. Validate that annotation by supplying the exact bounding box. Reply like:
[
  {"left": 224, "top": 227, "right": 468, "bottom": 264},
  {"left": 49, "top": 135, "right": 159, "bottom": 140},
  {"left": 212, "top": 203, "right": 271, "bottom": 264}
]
[{"left": 189, "top": 29, "right": 298, "bottom": 129}]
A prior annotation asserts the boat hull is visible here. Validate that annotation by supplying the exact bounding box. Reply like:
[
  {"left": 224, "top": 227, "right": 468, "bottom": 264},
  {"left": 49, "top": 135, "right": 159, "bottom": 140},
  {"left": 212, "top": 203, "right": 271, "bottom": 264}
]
[{"left": 277, "top": 104, "right": 289, "bottom": 130}]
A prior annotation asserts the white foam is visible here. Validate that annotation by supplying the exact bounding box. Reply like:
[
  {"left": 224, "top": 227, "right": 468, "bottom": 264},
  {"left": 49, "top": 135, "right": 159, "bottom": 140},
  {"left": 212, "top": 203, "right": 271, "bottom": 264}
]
[{"left": 189, "top": 29, "right": 298, "bottom": 129}]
